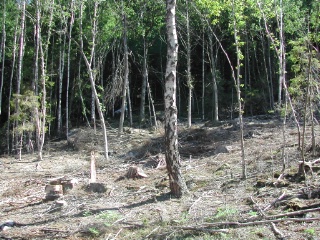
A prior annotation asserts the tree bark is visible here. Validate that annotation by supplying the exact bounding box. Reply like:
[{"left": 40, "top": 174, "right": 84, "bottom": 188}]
[
  {"left": 165, "top": 0, "right": 188, "bottom": 198},
  {"left": 119, "top": 9, "right": 129, "bottom": 134},
  {"left": 186, "top": 0, "right": 192, "bottom": 128},
  {"left": 66, "top": 0, "right": 75, "bottom": 139},
  {"left": 140, "top": 37, "right": 148, "bottom": 124},
  {"left": 209, "top": 34, "right": 219, "bottom": 122},
  {"left": 57, "top": 22, "right": 67, "bottom": 136}
]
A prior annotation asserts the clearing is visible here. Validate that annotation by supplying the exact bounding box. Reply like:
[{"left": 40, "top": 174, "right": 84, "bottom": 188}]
[{"left": 0, "top": 117, "right": 320, "bottom": 239}]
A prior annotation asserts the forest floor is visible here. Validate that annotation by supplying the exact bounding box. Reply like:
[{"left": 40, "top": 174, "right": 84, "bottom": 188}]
[{"left": 0, "top": 116, "right": 320, "bottom": 240}]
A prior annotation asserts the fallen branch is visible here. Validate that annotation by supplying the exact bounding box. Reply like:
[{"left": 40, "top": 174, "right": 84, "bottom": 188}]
[
  {"left": 263, "top": 191, "right": 286, "bottom": 211},
  {"left": 178, "top": 226, "right": 229, "bottom": 233},
  {"left": 264, "top": 207, "right": 320, "bottom": 219},
  {"left": 40, "top": 228, "right": 69, "bottom": 233},
  {"left": 196, "top": 217, "right": 320, "bottom": 229},
  {"left": 271, "top": 222, "right": 285, "bottom": 239}
]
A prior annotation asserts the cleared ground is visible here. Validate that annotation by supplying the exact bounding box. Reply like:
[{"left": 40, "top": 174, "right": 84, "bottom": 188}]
[{"left": 0, "top": 117, "right": 319, "bottom": 239}]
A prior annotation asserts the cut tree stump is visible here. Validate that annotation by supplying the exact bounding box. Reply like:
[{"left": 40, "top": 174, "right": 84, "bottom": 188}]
[
  {"left": 126, "top": 166, "right": 148, "bottom": 179},
  {"left": 87, "top": 183, "right": 107, "bottom": 193}
]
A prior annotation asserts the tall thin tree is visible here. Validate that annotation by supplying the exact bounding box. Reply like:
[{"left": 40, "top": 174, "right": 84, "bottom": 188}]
[
  {"left": 0, "top": 0, "right": 6, "bottom": 115},
  {"left": 79, "top": 1, "right": 109, "bottom": 160},
  {"left": 165, "top": 0, "right": 188, "bottom": 198},
  {"left": 119, "top": 4, "right": 129, "bottom": 134}
]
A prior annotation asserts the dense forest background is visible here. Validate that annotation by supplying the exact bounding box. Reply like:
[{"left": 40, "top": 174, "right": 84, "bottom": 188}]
[{"left": 0, "top": 0, "right": 319, "bottom": 156}]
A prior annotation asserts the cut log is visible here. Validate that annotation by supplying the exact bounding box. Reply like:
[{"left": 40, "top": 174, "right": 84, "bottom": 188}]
[
  {"left": 47, "top": 176, "right": 78, "bottom": 194},
  {"left": 45, "top": 184, "right": 63, "bottom": 200}
]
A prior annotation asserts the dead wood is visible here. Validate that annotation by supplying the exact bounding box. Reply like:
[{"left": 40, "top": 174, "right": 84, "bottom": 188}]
[
  {"left": 270, "top": 222, "right": 285, "bottom": 239},
  {"left": 264, "top": 207, "right": 320, "bottom": 219},
  {"left": 177, "top": 207, "right": 320, "bottom": 232},
  {"left": 298, "top": 158, "right": 320, "bottom": 175},
  {"left": 263, "top": 191, "right": 286, "bottom": 211},
  {"left": 188, "top": 217, "right": 320, "bottom": 229}
]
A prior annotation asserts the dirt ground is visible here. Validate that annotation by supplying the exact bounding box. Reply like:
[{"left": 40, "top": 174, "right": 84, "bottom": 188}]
[{"left": 0, "top": 116, "right": 320, "bottom": 240}]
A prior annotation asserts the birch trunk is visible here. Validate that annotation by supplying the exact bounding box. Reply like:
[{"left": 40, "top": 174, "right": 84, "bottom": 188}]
[
  {"left": 119, "top": 11, "right": 129, "bottom": 134},
  {"left": 165, "top": 0, "right": 188, "bottom": 198},
  {"left": 79, "top": 1, "right": 109, "bottom": 160}
]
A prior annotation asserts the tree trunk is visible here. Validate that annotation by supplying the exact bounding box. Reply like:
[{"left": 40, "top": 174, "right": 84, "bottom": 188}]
[
  {"left": 66, "top": 0, "right": 75, "bottom": 139},
  {"left": 57, "top": 23, "right": 67, "bottom": 136},
  {"left": 119, "top": 11, "right": 129, "bottom": 134},
  {"left": 209, "top": 34, "right": 219, "bottom": 122},
  {"left": 0, "top": 0, "right": 6, "bottom": 115},
  {"left": 201, "top": 30, "right": 205, "bottom": 121},
  {"left": 165, "top": 0, "right": 188, "bottom": 198},
  {"left": 38, "top": 0, "right": 54, "bottom": 160},
  {"left": 140, "top": 37, "right": 148, "bottom": 124},
  {"left": 186, "top": 0, "right": 192, "bottom": 128},
  {"left": 147, "top": 79, "right": 157, "bottom": 128},
  {"left": 79, "top": 1, "right": 109, "bottom": 160},
  {"left": 127, "top": 75, "right": 133, "bottom": 127},
  {"left": 232, "top": 0, "right": 246, "bottom": 179},
  {"left": 7, "top": 17, "right": 19, "bottom": 154}
]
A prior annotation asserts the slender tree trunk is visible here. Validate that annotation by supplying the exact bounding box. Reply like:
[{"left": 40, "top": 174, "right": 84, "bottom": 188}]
[
  {"left": 277, "top": 0, "right": 284, "bottom": 105},
  {"left": 79, "top": 1, "right": 109, "bottom": 160},
  {"left": 186, "top": 0, "right": 192, "bottom": 128},
  {"left": 38, "top": 0, "right": 54, "bottom": 160},
  {"left": 202, "top": 30, "right": 205, "bottom": 120},
  {"left": 260, "top": 30, "right": 273, "bottom": 110},
  {"left": 111, "top": 45, "right": 116, "bottom": 117},
  {"left": 147, "top": 79, "right": 157, "bottom": 128},
  {"left": 16, "top": 0, "right": 26, "bottom": 97},
  {"left": 7, "top": 19, "right": 19, "bottom": 154},
  {"left": 165, "top": 0, "right": 188, "bottom": 198},
  {"left": 33, "top": 0, "right": 41, "bottom": 152},
  {"left": 14, "top": 0, "right": 26, "bottom": 153},
  {"left": 127, "top": 75, "right": 133, "bottom": 126},
  {"left": 66, "top": 0, "right": 75, "bottom": 138},
  {"left": 119, "top": 11, "right": 129, "bottom": 134},
  {"left": 0, "top": 0, "right": 6, "bottom": 115},
  {"left": 232, "top": 0, "right": 246, "bottom": 179},
  {"left": 209, "top": 34, "right": 219, "bottom": 122},
  {"left": 140, "top": 37, "right": 148, "bottom": 124},
  {"left": 57, "top": 24, "right": 67, "bottom": 135}
]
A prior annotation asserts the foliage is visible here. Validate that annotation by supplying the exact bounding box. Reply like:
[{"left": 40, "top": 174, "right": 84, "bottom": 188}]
[
  {"left": 0, "top": 0, "right": 320, "bottom": 155},
  {"left": 10, "top": 91, "right": 39, "bottom": 135},
  {"left": 97, "top": 210, "right": 121, "bottom": 226}
]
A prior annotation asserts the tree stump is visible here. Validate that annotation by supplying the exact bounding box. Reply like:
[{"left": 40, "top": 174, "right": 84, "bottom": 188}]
[{"left": 126, "top": 166, "right": 148, "bottom": 179}]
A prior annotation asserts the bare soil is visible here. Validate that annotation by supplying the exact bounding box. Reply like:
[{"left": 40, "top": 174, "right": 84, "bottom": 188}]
[{"left": 1, "top": 117, "right": 320, "bottom": 240}]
